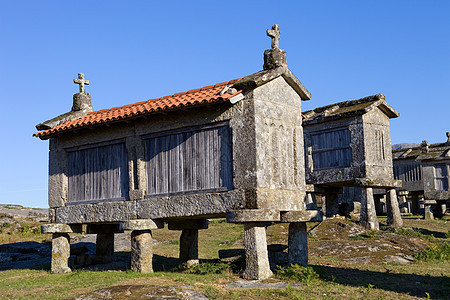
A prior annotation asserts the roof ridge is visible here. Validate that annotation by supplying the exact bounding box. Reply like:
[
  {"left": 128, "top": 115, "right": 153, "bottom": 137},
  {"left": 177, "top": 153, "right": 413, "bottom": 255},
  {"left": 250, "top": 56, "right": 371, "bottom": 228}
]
[
  {"left": 87, "top": 79, "right": 241, "bottom": 116},
  {"left": 34, "top": 77, "right": 244, "bottom": 138}
]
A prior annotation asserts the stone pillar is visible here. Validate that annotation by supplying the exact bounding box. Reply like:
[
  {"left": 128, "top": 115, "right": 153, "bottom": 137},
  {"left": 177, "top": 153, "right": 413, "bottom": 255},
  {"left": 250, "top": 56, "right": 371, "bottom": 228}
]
[
  {"left": 179, "top": 229, "right": 199, "bottom": 268},
  {"left": 424, "top": 205, "right": 434, "bottom": 220},
  {"left": 287, "top": 222, "right": 308, "bottom": 266},
  {"left": 305, "top": 193, "right": 317, "bottom": 210},
  {"left": 122, "top": 219, "right": 163, "bottom": 273},
  {"left": 360, "top": 187, "right": 379, "bottom": 230},
  {"left": 438, "top": 202, "right": 447, "bottom": 218},
  {"left": 398, "top": 191, "right": 408, "bottom": 214},
  {"left": 324, "top": 193, "right": 338, "bottom": 217},
  {"left": 131, "top": 230, "right": 153, "bottom": 273},
  {"left": 94, "top": 233, "right": 115, "bottom": 264},
  {"left": 386, "top": 189, "right": 403, "bottom": 229},
  {"left": 51, "top": 233, "right": 71, "bottom": 273},
  {"left": 423, "top": 200, "right": 436, "bottom": 220},
  {"left": 243, "top": 222, "right": 273, "bottom": 280}
]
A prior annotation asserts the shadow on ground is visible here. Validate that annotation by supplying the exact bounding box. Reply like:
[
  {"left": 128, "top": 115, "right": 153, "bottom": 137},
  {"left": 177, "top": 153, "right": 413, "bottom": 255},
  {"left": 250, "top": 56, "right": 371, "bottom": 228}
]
[{"left": 314, "top": 264, "right": 450, "bottom": 299}]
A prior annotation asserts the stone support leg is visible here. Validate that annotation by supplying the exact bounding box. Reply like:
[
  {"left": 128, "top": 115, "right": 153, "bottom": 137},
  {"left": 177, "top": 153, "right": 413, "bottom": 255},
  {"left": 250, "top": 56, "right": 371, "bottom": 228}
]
[
  {"left": 386, "top": 189, "right": 403, "bottom": 229},
  {"left": 94, "top": 233, "right": 115, "bottom": 264},
  {"left": 398, "top": 194, "right": 408, "bottom": 214},
  {"left": 179, "top": 229, "right": 199, "bottom": 268},
  {"left": 51, "top": 233, "right": 71, "bottom": 273},
  {"left": 360, "top": 187, "right": 379, "bottom": 230},
  {"left": 424, "top": 205, "right": 434, "bottom": 220},
  {"left": 324, "top": 194, "right": 339, "bottom": 217},
  {"left": 243, "top": 222, "right": 273, "bottom": 280},
  {"left": 131, "top": 230, "right": 153, "bottom": 273},
  {"left": 287, "top": 222, "right": 308, "bottom": 266},
  {"left": 305, "top": 193, "right": 317, "bottom": 210}
]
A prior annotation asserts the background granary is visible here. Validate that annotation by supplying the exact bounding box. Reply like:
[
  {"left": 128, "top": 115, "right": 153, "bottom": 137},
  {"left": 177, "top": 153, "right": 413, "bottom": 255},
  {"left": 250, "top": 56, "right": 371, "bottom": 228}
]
[
  {"left": 34, "top": 25, "right": 321, "bottom": 280},
  {"left": 302, "top": 95, "right": 403, "bottom": 230},
  {"left": 392, "top": 132, "right": 450, "bottom": 219}
]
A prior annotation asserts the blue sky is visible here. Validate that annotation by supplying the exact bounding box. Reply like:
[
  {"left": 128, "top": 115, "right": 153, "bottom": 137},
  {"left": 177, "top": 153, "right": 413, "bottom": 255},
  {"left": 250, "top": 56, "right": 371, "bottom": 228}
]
[{"left": 1, "top": 1, "right": 449, "bottom": 208}]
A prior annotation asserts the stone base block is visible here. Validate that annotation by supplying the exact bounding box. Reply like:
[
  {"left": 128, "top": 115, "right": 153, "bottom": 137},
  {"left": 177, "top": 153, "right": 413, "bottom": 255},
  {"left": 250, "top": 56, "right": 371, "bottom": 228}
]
[
  {"left": 226, "top": 209, "right": 280, "bottom": 223},
  {"left": 168, "top": 219, "right": 208, "bottom": 230},
  {"left": 122, "top": 219, "right": 164, "bottom": 231},
  {"left": 41, "top": 223, "right": 73, "bottom": 234},
  {"left": 87, "top": 224, "right": 122, "bottom": 234},
  {"left": 280, "top": 210, "right": 322, "bottom": 223}
]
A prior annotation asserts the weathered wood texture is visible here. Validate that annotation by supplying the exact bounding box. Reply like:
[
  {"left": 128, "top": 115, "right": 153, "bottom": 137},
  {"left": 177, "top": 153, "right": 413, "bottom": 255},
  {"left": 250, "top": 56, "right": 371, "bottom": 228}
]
[
  {"left": 144, "top": 123, "right": 233, "bottom": 196},
  {"left": 393, "top": 162, "right": 422, "bottom": 183},
  {"left": 67, "top": 142, "right": 128, "bottom": 203},
  {"left": 310, "top": 128, "right": 352, "bottom": 169},
  {"left": 434, "top": 164, "right": 448, "bottom": 191}
]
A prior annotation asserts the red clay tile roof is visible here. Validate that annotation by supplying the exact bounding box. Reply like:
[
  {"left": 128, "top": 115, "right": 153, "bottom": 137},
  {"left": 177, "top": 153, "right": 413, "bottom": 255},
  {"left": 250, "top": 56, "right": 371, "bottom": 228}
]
[{"left": 34, "top": 78, "right": 242, "bottom": 138}]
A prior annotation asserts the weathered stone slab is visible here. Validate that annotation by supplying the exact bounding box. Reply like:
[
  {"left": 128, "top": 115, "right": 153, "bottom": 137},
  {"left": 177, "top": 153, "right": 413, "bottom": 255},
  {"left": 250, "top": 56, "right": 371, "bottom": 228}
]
[
  {"left": 129, "top": 189, "right": 145, "bottom": 201},
  {"left": 280, "top": 210, "right": 322, "bottom": 222},
  {"left": 422, "top": 199, "right": 437, "bottom": 205},
  {"left": 353, "top": 178, "right": 402, "bottom": 188},
  {"left": 218, "top": 249, "right": 245, "bottom": 263},
  {"left": 168, "top": 219, "right": 208, "bottom": 230},
  {"left": 131, "top": 230, "right": 153, "bottom": 273},
  {"left": 226, "top": 209, "right": 280, "bottom": 223},
  {"left": 243, "top": 223, "right": 273, "bottom": 280},
  {"left": 41, "top": 223, "right": 73, "bottom": 234},
  {"left": 122, "top": 219, "right": 163, "bottom": 231}
]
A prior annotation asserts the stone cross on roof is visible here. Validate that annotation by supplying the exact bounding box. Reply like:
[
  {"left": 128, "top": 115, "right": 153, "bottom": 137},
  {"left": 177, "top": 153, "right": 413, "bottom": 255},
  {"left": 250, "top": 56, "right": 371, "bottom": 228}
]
[
  {"left": 73, "top": 73, "right": 89, "bottom": 94},
  {"left": 267, "top": 24, "right": 280, "bottom": 49}
]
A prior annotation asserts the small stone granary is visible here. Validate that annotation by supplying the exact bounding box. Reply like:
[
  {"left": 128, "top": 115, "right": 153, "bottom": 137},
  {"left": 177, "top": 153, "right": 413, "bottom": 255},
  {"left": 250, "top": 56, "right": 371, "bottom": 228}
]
[
  {"left": 302, "top": 95, "right": 403, "bottom": 229},
  {"left": 34, "top": 25, "right": 322, "bottom": 279},
  {"left": 392, "top": 133, "right": 450, "bottom": 219}
]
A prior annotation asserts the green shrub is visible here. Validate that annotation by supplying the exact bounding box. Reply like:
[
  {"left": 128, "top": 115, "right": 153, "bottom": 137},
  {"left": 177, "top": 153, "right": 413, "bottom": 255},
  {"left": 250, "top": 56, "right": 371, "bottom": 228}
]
[
  {"left": 184, "top": 262, "right": 229, "bottom": 275},
  {"left": 276, "top": 264, "right": 319, "bottom": 284},
  {"left": 414, "top": 243, "right": 450, "bottom": 261}
]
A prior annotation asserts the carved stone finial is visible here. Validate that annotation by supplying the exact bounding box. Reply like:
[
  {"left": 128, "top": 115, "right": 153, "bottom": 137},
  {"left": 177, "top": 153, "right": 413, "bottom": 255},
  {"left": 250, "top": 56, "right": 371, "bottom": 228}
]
[
  {"left": 267, "top": 24, "right": 280, "bottom": 49},
  {"left": 421, "top": 140, "right": 430, "bottom": 153},
  {"left": 446, "top": 132, "right": 450, "bottom": 143},
  {"left": 263, "top": 24, "right": 286, "bottom": 70},
  {"left": 73, "top": 73, "right": 90, "bottom": 94}
]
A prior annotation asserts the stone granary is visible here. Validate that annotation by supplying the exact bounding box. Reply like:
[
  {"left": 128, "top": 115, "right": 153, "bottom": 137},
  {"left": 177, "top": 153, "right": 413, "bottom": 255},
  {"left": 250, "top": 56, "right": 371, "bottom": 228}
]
[
  {"left": 392, "top": 132, "right": 450, "bottom": 219},
  {"left": 34, "top": 25, "right": 321, "bottom": 279},
  {"left": 302, "top": 95, "right": 403, "bottom": 230}
]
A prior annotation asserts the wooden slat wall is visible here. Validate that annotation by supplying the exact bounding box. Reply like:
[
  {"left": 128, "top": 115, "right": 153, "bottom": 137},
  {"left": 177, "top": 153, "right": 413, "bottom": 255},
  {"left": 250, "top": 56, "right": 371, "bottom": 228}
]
[
  {"left": 434, "top": 164, "right": 448, "bottom": 191},
  {"left": 67, "top": 143, "right": 128, "bottom": 203},
  {"left": 145, "top": 124, "right": 232, "bottom": 196},
  {"left": 311, "top": 128, "right": 352, "bottom": 169},
  {"left": 393, "top": 163, "right": 422, "bottom": 183}
]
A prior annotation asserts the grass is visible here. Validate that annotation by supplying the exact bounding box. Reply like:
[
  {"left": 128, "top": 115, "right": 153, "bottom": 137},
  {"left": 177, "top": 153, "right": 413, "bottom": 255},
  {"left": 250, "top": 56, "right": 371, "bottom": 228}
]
[
  {"left": 275, "top": 264, "right": 319, "bottom": 284},
  {"left": 415, "top": 242, "right": 450, "bottom": 261},
  {"left": 0, "top": 217, "right": 449, "bottom": 299}
]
